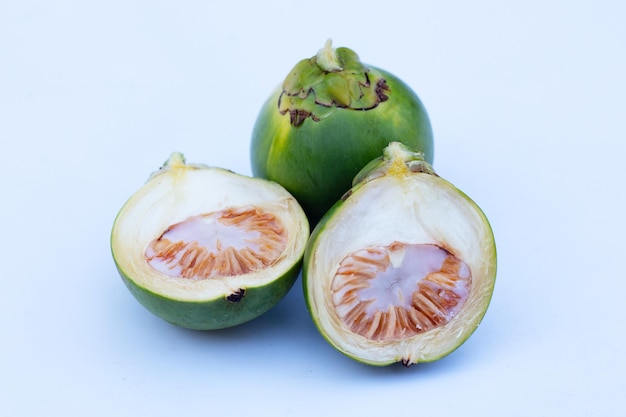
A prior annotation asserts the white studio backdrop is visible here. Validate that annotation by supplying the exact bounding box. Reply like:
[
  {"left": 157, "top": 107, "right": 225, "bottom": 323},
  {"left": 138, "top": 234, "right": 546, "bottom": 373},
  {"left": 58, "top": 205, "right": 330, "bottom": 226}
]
[{"left": 1, "top": 1, "right": 624, "bottom": 416}]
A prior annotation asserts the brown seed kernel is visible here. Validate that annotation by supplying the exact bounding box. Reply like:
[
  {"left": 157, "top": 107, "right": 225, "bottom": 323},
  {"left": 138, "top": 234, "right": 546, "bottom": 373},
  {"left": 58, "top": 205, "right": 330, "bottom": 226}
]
[
  {"left": 332, "top": 242, "right": 471, "bottom": 341},
  {"left": 145, "top": 206, "right": 288, "bottom": 280}
]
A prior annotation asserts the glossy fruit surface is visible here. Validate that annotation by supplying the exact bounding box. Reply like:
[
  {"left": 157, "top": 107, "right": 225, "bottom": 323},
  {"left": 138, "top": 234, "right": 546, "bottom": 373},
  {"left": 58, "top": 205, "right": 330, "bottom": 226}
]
[
  {"left": 250, "top": 40, "right": 433, "bottom": 224},
  {"left": 111, "top": 153, "right": 309, "bottom": 330},
  {"left": 303, "top": 142, "right": 496, "bottom": 366}
]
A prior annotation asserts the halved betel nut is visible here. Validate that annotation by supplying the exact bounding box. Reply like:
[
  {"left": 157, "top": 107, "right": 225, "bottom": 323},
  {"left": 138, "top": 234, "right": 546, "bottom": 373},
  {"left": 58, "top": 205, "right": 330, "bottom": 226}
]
[
  {"left": 111, "top": 153, "right": 309, "bottom": 330},
  {"left": 303, "top": 142, "right": 497, "bottom": 366}
]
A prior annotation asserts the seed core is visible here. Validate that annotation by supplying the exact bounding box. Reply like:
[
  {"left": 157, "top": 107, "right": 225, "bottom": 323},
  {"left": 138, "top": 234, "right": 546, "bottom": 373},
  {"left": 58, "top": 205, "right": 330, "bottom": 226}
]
[
  {"left": 332, "top": 242, "right": 471, "bottom": 341},
  {"left": 145, "top": 206, "right": 287, "bottom": 280}
]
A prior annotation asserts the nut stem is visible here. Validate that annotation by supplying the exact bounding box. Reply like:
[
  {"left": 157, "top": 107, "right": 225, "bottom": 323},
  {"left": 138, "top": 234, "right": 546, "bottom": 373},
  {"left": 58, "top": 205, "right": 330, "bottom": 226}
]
[{"left": 316, "top": 39, "right": 343, "bottom": 72}]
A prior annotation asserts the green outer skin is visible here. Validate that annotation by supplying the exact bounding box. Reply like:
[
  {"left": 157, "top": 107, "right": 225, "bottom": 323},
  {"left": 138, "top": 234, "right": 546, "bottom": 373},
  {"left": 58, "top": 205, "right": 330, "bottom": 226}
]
[
  {"left": 113, "top": 255, "right": 303, "bottom": 330},
  {"left": 302, "top": 148, "right": 497, "bottom": 366},
  {"left": 250, "top": 66, "right": 433, "bottom": 225}
]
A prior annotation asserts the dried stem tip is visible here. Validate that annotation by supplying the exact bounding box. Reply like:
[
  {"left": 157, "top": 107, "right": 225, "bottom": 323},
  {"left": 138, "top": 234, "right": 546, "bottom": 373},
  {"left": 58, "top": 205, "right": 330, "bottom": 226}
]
[{"left": 316, "top": 39, "right": 343, "bottom": 72}]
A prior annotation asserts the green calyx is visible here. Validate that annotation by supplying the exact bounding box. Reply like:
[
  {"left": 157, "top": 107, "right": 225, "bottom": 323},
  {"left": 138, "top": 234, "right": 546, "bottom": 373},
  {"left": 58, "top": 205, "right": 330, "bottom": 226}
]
[{"left": 279, "top": 39, "right": 390, "bottom": 126}]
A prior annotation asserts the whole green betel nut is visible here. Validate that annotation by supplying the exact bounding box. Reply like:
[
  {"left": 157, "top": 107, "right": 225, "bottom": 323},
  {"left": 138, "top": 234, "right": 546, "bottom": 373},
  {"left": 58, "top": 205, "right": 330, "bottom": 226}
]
[
  {"left": 303, "top": 142, "right": 497, "bottom": 366},
  {"left": 250, "top": 40, "right": 434, "bottom": 225},
  {"left": 111, "top": 153, "right": 309, "bottom": 330}
]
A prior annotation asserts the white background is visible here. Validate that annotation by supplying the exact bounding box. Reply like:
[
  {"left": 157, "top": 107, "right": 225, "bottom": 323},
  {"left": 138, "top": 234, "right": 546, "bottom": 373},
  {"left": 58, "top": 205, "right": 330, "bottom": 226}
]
[{"left": 1, "top": 1, "right": 624, "bottom": 415}]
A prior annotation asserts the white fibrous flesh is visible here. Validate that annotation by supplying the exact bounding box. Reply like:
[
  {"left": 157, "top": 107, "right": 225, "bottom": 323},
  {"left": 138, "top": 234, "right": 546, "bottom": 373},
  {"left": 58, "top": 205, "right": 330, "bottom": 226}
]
[{"left": 111, "top": 161, "right": 309, "bottom": 302}]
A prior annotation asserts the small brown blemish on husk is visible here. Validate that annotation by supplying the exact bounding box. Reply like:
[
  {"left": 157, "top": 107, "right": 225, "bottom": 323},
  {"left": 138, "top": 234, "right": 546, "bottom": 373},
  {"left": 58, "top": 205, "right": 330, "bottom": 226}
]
[{"left": 226, "top": 288, "right": 246, "bottom": 303}]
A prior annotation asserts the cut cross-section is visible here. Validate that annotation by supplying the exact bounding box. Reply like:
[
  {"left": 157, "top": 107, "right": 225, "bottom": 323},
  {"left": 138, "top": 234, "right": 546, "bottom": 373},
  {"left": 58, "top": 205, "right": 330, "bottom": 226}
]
[
  {"left": 331, "top": 242, "right": 471, "bottom": 341},
  {"left": 145, "top": 206, "right": 288, "bottom": 280}
]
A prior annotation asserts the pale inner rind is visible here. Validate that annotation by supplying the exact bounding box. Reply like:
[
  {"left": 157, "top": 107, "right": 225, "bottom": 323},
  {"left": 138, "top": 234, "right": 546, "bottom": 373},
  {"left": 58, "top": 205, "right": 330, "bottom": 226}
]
[
  {"left": 306, "top": 174, "right": 496, "bottom": 365},
  {"left": 111, "top": 167, "right": 308, "bottom": 302}
]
